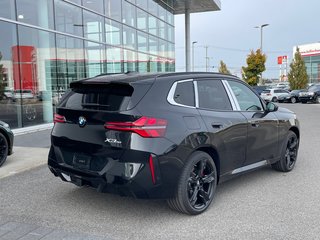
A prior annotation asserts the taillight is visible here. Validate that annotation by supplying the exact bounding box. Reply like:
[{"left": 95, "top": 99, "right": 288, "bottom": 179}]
[
  {"left": 266, "top": 93, "right": 271, "bottom": 96},
  {"left": 104, "top": 116, "right": 167, "bottom": 138},
  {"left": 54, "top": 113, "right": 66, "bottom": 124}
]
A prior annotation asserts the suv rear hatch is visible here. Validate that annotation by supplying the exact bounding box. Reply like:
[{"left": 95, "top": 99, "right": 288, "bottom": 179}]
[{"left": 51, "top": 76, "right": 155, "bottom": 172}]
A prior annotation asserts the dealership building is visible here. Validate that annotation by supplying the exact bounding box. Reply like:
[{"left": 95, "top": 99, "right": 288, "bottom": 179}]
[
  {"left": 0, "top": 0, "right": 221, "bottom": 130},
  {"left": 294, "top": 42, "right": 320, "bottom": 84}
]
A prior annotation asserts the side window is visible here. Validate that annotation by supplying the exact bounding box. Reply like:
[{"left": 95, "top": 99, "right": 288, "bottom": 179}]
[
  {"left": 197, "top": 80, "right": 232, "bottom": 111},
  {"left": 228, "top": 80, "right": 263, "bottom": 111},
  {"left": 173, "top": 81, "right": 195, "bottom": 107}
]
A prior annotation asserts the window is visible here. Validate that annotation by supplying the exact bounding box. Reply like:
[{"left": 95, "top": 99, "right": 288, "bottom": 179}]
[
  {"left": 106, "top": 47, "right": 123, "bottom": 73},
  {"left": 17, "top": 0, "right": 54, "bottom": 29},
  {"left": 173, "top": 81, "right": 195, "bottom": 107},
  {"left": 0, "top": 0, "right": 16, "bottom": 20},
  {"left": 123, "top": 26, "right": 136, "bottom": 49},
  {"left": 84, "top": 41, "right": 105, "bottom": 77},
  {"left": 148, "top": 15, "right": 158, "bottom": 35},
  {"left": 105, "top": 19, "right": 122, "bottom": 46},
  {"left": 55, "top": 0, "right": 83, "bottom": 37},
  {"left": 124, "top": 49, "right": 137, "bottom": 72},
  {"left": 197, "top": 80, "right": 232, "bottom": 111},
  {"left": 105, "top": 0, "right": 121, "bottom": 21},
  {"left": 17, "top": 25, "right": 57, "bottom": 126},
  {"left": 137, "top": 9, "right": 148, "bottom": 31},
  {"left": 83, "top": 0, "right": 104, "bottom": 14},
  {"left": 83, "top": 10, "right": 104, "bottom": 42},
  {"left": 122, "top": 1, "right": 136, "bottom": 27},
  {"left": 274, "top": 89, "right": 281, "bottom": 94},
  {"left": 228, "top": 80, "right": 263, "bottom": 111},
  {"left": 137, "top": 32, "right": 148, "bottom": 52}
]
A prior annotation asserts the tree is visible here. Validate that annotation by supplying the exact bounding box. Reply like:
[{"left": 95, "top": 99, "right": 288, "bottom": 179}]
[
  {"left": 0, "top": 52, "right": 5, "bottom": 95},
  {"left": 242, "top": 49, "right": 266, "bottom": 86},
  {"left": 218, "top": 60, "right": 231, "bottom": 74},
  {"left": 288, "top": 48, "right": 308, "bottom": 90}
]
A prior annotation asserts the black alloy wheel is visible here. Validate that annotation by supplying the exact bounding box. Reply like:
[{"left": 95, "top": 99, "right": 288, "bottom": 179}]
[
  {"left": 167, "top": 151, "right": 217, "bottom": 215},
  {"left": 272, "top": 131, "right": 298, "bottom": 172},
  {"left": 0, "top": 132, "right": 8, "bottom": 167}
]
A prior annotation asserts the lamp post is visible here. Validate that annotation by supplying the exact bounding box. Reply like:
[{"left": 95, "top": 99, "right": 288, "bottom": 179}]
[
  {"left": 192, "top": 41, "right": 197, "bottom": 71},
  {"left": 254, "top": 24, "right": 269, "bottom": 52},
  {"left": 255, "top": 24, "right": 269, "bottom": 84}
]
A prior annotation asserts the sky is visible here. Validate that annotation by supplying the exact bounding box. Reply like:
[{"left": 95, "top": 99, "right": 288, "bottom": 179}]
[{"left": 174, "top": 0, "right": 320, "bottom": 79}]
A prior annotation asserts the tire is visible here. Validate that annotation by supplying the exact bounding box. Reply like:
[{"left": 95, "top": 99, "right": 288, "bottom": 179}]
[
  {"left": 272, "top": 131, "right": 299, "bottom": 172},
  {"left": 290, "top": 97, "right": 297, "bottom": 104},
  {"left": 0, "top": 132, "right": 9, "bottom": 167},
  {"left": 167, "top": 151, "right": 217, "bottom": 215},
  {"left": 271, "top": 97, "right": 277, "bottom": 102}
]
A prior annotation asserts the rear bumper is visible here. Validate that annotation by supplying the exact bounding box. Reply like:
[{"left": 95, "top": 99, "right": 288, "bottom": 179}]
[
  {"left": 48, "top": 159, "right": 149, "bottom": 198},
  {"left": 48, "top": 149, "right": 177, "bottom": 199}
]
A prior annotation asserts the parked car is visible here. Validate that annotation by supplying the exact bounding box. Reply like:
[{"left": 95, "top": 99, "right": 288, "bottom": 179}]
[
  {"left": 299, "top": 84, "right": 320, "bottom": 103},
  {"left": 3, "top": 89, "right": 15, "bottom": 100},
  {"left": 48, "top": 72, "right": 300, "bottom": 215},
  {"left": 276, "top": 82, "right": 289, "bottom": 88},
  {"left": 278, "top": 89, "right": 306, "bottom": 103},
  {"left": 14, "top": 89, "right": 34, "bottom": 99},
  {"left": 261, "top": 88, "right": 290, "bottom": 102},
  {"left": 252, "top": 85, "right": 268, "bottom": 95},
  {"left": 0, "top": 120, "right": 14, "bottom": 167}
]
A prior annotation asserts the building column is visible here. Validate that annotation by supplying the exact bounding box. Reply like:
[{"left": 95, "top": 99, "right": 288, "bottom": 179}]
[
  {"left": 185, "top": 3, "right": 191, "bottom": 72},
  {"left": 38, "top": 0, "right": 53, "bottom": 123}
]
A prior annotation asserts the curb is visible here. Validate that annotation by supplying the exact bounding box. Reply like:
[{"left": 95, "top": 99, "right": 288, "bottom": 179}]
[{"left": 12, "top": 123, "right": 54, "bottom": 136}]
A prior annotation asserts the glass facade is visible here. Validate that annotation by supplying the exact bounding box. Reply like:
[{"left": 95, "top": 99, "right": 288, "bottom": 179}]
[
  {"left": 302, "top": 55, "right": 320, "bottom": 84},
  {"left": 0, "top": 0, "right": 175, "bottom": 129}
]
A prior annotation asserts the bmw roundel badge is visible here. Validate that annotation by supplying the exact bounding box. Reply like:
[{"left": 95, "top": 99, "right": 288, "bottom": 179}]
[{"left": 78, "top": 116, "right": 87, "bottom": 127}]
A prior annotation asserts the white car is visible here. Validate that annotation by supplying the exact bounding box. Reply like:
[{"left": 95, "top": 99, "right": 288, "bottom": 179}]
[
  {"left": 14, "top": 89, "right": 34, "bottom": 99},
  {"left": 261, "top": 88, "right": 290, "bottom": 102}
]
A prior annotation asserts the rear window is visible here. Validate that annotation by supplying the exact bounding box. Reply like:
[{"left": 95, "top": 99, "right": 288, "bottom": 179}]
[
  {"left": 59, "top": 83, "right": 151, "bottom": 111},
  {"left": 262, "top": 90, "right": 270, "bottom": 93}
]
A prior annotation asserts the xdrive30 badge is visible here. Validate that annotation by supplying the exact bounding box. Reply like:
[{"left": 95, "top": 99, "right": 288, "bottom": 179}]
[
  {"left": 105, "top": 138, "right": 122, "bottom": 144},
  {"left": 78, "top": 116, "right": 87, "bottom": 127}
]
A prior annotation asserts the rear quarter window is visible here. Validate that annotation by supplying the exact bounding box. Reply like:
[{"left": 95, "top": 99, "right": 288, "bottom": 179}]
[{"left": 173, "top": 81, "right": 195, "bottom": 107}]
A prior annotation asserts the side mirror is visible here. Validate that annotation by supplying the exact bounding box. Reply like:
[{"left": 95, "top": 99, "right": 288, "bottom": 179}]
[{"left": 266, "top": 102, "right": 278, "bottom": 112}]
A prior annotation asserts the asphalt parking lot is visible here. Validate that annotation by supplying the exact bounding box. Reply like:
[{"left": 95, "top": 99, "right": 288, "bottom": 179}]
[{"left": 1, "top": 103, "right": 320, "bottom": 240}]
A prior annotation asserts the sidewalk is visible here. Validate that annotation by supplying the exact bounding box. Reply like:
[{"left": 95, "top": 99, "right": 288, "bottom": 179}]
[
  {"left": 0, "top": 146, "right": 49, "bottom": 179},
  {"left": 0, "top": 128, "right": 51, "bottom": 179}
]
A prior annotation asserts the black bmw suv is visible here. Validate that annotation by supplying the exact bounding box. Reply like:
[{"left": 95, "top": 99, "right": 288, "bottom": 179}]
[{"left": 48, "top": 72, "right": 300, "bottom": 215}]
